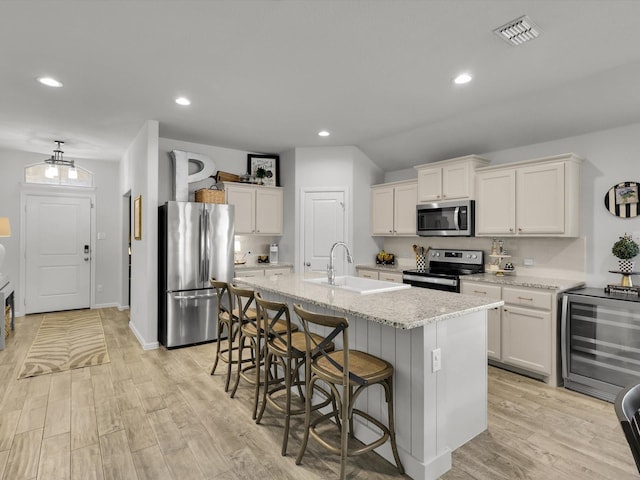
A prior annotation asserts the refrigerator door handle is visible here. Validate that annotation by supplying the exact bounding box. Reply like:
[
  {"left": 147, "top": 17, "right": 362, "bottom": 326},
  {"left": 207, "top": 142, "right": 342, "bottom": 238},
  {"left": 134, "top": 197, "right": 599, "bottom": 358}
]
[
  {"left": 204, "top": 208, "right": 210, "bottom": 283},
  {"left": 199, "top": 210, "right": 205, "bottom": 284}
]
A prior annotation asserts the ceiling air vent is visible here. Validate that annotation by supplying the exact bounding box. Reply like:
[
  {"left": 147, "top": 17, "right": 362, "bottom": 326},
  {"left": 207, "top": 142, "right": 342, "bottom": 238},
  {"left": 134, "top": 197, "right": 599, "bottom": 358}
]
[{"left": 493, "top": 15, "right": 541, "bottom": 46}]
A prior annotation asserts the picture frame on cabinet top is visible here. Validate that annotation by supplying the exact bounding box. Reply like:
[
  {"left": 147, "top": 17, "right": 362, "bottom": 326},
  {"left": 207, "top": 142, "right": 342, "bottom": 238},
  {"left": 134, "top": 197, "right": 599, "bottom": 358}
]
[{"left": 247, "top": 154, "right": 279, "bottom": 187}]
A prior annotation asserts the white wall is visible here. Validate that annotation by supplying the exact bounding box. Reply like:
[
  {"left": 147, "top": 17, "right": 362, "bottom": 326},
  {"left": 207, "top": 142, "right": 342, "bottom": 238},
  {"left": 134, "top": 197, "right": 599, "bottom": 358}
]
[
  {"left": 292, "top": 146, "right": 383, "bottom": 271},
  {"left": 0, "top": 148, "right": 120, "bottom": 316},
  {"left": 120, "top": 120, "right": 159, "bottom": 349}
]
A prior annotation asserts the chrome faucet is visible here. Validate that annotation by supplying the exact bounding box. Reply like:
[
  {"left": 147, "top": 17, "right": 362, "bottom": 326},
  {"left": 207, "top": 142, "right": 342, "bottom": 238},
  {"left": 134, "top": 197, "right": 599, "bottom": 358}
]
[{"left": 327, "top": 241, "right": 353, "bottom": 285}]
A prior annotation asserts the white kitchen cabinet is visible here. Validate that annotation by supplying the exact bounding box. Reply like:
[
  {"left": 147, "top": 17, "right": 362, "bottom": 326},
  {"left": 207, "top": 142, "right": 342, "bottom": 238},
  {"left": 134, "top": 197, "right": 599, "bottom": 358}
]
[
  {"left": 415, "top": 155, "right": 489, "bottom": 203},
  {"left": 221, "top": 182, "right": 283, "bottom": 235},
  {"left": 475, "top": 153, "right": 582, "bottom": 237},
  {"left": 235, "top": 266, "right": 292, "bottom": 279},
  {"left": 461, "top": 280, "right": 559, "bottom": 384},
  {"left": 460, "top": 282, "right": 502, "bottom": 360},
  {"left": 235, "top": 268, "right": 264, "bottom": 278},
  {"left": 370, "top": 181, "right": 417, "bottom": 236},
  {"left": 356, "top": 268, "right": 403, "bottom": 283}
]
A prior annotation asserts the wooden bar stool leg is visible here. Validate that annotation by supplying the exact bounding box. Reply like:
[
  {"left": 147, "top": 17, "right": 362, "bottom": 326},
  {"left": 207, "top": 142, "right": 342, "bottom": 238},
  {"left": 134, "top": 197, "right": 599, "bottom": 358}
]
[{"left": 385, "top": 376, "right": 404, "bottom": 474}]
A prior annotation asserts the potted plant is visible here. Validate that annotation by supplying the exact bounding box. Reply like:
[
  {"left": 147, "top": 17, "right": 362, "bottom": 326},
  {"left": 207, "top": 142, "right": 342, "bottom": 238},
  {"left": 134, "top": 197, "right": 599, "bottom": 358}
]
[
  {"left": 255, "top": 167, "right": 267, "bottom": 185},
  {"left": 612, "top": 233, "right": 639, "bottom": 273}
]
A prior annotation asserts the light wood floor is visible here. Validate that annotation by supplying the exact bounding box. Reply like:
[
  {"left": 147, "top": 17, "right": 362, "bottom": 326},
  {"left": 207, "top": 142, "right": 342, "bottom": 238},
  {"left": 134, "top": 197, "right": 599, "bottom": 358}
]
[{"left": 0, "top": 308, "right": 637, "bottom": 480}]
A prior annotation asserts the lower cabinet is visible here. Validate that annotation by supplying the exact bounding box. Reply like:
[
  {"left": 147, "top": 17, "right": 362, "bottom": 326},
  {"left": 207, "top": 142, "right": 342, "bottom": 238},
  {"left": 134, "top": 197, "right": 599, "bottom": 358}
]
[
  {"left": 356, "top": 268, "right": 403, "bottom": 283},
  {"left": 461, "top": 281, "right": 558, "bottom": 384},
  {"left": 236, "top": 266, "right": 292, "bottom": 278}
]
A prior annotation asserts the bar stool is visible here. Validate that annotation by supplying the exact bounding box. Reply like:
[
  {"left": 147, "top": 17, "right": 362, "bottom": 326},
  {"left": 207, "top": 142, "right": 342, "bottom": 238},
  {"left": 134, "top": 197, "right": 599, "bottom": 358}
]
[
  {"left": 209, "top": 280, "right": 256, "bottom": 392},
  {"left": 293, "top": 304, "right": 404, "bottom": 480},
  {"left": 229, "top": 284, "right": 295, "bottom": 419},
  {"left": 254, "top": 293, "right": 334, "bottom": 456}
]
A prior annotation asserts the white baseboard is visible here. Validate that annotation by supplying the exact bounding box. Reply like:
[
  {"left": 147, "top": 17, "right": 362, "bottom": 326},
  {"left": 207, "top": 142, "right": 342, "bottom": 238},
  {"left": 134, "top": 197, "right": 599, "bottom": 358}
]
[
  {"left": 117, "top": 305, "right": 130, "bottom": 311},
  {"left": 128, "top": 321, "right": 159, "bottom": 350},
  {"left": 94, "top": 302, "right": 120, "bottom": 309}
]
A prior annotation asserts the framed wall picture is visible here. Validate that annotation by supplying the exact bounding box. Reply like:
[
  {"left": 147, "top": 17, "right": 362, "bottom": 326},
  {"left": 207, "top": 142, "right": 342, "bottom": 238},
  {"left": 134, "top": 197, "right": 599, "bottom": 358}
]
[
  {"left": 134, "top": 195, "right": 142, "bottom": 240},
  {"left": 247, "top": 154, "right": 279, "bottom": 187}
]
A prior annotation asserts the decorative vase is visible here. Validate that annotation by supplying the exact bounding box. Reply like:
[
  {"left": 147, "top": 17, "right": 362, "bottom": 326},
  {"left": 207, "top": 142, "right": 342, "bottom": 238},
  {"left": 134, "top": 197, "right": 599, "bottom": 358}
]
[{"left": 619, "top": 259, "right": 636, "bottom": 273}]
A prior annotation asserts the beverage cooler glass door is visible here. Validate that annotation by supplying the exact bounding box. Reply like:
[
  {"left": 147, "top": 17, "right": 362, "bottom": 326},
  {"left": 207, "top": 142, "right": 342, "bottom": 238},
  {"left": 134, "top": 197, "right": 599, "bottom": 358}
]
[{"left": 561, "top": 293, "right": 640, "bottom": 402}]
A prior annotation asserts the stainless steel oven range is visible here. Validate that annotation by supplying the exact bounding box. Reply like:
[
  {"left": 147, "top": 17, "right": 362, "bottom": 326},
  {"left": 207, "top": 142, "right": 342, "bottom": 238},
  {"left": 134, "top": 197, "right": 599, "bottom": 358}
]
[{"left": 402, "top": 248, "right": 484, "bottom": 293}]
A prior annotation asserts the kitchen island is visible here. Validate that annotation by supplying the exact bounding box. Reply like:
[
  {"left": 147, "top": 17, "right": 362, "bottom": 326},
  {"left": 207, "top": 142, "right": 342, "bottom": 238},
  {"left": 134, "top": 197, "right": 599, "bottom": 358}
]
[{"left": 234, "top": 272, "right": 503, "bottom": 480}]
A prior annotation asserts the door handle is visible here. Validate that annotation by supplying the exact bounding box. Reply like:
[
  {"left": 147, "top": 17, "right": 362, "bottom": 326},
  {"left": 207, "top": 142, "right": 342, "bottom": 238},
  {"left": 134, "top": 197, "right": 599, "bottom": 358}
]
[
  {"left": 305, "top": 262, "right": 311, "bottom": 267},
  {"left": 84, "top": 257, "right": 89, "bottom": 262}
]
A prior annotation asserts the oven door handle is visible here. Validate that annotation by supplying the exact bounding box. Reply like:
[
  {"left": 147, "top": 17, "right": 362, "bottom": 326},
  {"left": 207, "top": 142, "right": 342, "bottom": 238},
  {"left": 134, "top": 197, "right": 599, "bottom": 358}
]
[{"left": 403, "top": 274, "right": 458, "bottom": 287}]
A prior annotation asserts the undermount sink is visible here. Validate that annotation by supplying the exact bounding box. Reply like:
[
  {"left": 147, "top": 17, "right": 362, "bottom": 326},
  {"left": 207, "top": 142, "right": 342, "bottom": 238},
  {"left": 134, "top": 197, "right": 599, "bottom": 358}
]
[{"left": 304, "top": 275, "right": 410, "bottom": 295}]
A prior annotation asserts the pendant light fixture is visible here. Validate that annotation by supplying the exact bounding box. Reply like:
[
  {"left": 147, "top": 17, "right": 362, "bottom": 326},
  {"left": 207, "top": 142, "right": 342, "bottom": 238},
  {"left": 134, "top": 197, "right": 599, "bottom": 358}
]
[{"left": 44, "top": 140, "right": 77, "bottom": 179}]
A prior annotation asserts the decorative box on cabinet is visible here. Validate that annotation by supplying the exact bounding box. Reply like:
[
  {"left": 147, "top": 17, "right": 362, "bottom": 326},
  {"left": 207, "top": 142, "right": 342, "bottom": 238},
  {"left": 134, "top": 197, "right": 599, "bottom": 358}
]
[
  {"left": 461, "top": 280, "right": 561, "bottom": 385},
  {"left": 370, "top": 180, "right": 417, "bottom": 236},
  {"left": 414, "top": 155, "right": 490, "bottom": 203},
  {"left": 219, "top": 182, "right": 283, "bottom": 235},
  {"left": 475, "top": 153, "right": 582, "bottom": 237}
]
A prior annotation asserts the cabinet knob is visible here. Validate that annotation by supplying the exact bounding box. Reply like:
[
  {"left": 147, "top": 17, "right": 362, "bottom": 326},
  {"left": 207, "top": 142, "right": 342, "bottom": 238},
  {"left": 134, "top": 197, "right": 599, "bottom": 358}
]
[
  {"left": 442, "top": 194, "right": 446, "bottom": 198},
  {"left": 305, "top": 262, "right": 311, "bottom": 267},
  {"left": 509, "top": 228, "right": 514, "bottom": 232},
  {"left": 389, "top": 230, "right": 393, "bottom": 233},
  {"left": 256, "top": 230, "right": 260, "bottom": 233},
  {"left": 518, "top": 227, "right": 522, "bottom": 232}
]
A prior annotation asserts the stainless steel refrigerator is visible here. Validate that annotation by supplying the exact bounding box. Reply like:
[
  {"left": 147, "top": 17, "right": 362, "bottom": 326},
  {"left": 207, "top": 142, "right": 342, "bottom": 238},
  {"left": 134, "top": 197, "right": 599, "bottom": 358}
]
[{"left": 158, "top": 201, "right": 234, "bottom": 348}]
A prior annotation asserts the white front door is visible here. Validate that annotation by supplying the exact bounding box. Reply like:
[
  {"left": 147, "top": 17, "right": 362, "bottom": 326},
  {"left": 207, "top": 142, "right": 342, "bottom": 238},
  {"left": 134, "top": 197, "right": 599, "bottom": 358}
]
[
  {"left": 25, "top": 195, "right": 92, "bottom": 313},
  {"left": 301, "top": 189, "right": 347, "bottom": 274}
]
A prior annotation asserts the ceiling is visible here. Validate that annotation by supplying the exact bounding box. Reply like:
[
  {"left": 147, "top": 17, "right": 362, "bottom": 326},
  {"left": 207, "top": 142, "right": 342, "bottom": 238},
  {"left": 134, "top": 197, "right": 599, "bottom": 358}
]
[{"left": 3, "top": 1, "right": 640, "bottom": 172}]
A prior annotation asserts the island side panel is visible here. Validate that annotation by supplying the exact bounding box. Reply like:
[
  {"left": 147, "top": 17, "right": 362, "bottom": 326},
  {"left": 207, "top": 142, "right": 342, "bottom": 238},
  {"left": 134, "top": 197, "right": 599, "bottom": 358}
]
[{"left": 441, "top": 309, "right": 488, "bottom": 450}]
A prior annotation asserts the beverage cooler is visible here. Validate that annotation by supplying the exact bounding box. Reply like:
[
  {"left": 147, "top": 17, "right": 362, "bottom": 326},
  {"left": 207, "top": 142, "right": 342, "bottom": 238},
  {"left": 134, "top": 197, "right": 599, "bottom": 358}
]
[{"left": 561, "top": 288, "right": 640, "bottom": 402}]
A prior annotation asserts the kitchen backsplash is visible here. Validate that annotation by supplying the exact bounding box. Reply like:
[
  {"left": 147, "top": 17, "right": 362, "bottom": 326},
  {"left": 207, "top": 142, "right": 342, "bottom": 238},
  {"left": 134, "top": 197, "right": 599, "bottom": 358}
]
[
  {"left": 234, "top": 235, "right": 280, "bottom": 265},
  {"left": 383, "top": 236, "right": 586, "bottom": 280}
]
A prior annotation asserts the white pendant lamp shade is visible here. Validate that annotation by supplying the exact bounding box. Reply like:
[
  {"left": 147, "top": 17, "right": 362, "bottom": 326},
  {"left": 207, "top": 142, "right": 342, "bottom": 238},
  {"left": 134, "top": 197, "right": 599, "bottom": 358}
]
[{"left": 0, "top": 217, "right": 10, "bottom": 275}]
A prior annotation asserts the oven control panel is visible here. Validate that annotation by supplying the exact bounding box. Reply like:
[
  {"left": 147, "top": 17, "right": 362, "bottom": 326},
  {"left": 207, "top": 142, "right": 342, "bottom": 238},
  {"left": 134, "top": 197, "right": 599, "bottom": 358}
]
[{"left": 429, "top": 249, "right": 483, "bottom": 265}]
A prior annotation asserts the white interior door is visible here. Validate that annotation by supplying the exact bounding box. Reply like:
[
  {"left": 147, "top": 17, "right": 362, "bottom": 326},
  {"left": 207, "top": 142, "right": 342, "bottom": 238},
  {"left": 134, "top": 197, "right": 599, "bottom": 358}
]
[
  {"left": 25, "top": 195, "right": 92, "bottom": 313},
  {"left": 301, "top": 189, "right": 346, "bottom": 274}
]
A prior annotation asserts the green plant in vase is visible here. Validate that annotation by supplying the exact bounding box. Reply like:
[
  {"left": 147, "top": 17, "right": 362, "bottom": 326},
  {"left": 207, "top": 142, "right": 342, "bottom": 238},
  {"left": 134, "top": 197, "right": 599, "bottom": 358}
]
[
  {"left": 255, "top": 167, "right": 267, "bottom": 185},
  {"left": 612, "top": 233, "right": 639, "bottom": 273}
]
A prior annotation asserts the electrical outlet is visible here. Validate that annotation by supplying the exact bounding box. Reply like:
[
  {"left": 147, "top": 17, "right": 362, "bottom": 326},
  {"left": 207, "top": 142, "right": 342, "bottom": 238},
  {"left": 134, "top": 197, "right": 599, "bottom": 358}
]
[
  {"left": 431, "top": 348, "right": 442, "bottom": 372},
  {"left": 97, "top": 284, "right": 103, "bottom": 293},
  {"left": 523, "top": 258, "right": 535, "bottom": 266}
]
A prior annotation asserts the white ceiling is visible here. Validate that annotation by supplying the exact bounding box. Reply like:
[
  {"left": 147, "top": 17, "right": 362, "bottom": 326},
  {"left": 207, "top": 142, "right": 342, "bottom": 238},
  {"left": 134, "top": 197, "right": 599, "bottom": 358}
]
[{"left": 3, "top": 1, "right": 640, "bottom": 172}]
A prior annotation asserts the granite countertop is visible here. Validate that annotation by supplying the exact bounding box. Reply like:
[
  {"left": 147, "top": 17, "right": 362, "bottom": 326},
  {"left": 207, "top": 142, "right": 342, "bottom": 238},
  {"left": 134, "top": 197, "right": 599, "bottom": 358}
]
[
  {"left": 234, "top": 272, "right": 502, "bottom": 330},
  {"left": 462, "top": 272, "right": 585, "bottom": 291}
]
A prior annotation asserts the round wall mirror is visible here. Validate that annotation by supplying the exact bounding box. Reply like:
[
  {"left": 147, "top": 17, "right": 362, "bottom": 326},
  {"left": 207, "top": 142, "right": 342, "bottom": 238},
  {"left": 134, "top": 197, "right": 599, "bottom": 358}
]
[{"left": 604, "top": 181, "right": 639, "bottom": 218}]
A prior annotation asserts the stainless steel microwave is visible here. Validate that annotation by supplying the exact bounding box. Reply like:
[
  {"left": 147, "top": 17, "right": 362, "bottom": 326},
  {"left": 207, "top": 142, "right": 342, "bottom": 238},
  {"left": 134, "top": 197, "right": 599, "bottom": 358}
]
[{"left": 416, "top": 199, "right": 475, "bottom": 236}]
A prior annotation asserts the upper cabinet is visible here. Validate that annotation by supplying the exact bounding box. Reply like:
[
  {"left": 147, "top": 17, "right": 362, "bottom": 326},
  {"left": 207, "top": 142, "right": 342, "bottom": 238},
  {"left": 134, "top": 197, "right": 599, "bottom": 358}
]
[
  {"left": 219, "top": 182, "right": 283, "bottom": 235},
  {"left": 475, "top": 153, "right": 582, "bottom": 237},
  {"left": 371, "top": 180, "right": 417, "bottom": 236},
  {"left": 415, "top": 155, "right": 490, "bottom": 203}
]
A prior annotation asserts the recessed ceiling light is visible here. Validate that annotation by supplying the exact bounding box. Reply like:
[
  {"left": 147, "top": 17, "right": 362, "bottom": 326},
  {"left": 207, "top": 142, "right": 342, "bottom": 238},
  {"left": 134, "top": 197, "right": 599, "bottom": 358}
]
[
  {"left": 37, "top": 77, "right": 63, "bottom": 88},
  {"left": 453, "top": 73, "right": 473, "bottom": 85},
  {"left": 318, "top": 130, "right": 330, "bottom": 137},
  {"left": 175, "top": 97, "right": 191, "bottom": 106}
]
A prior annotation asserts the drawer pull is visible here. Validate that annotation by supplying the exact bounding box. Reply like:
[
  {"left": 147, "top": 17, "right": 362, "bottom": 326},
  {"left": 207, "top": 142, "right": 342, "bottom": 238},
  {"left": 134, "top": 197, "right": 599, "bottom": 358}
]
[
  {"left": 473, "top": 290, "right": 487, "bottom": 295},
  {"left": 517, "top": 296, "right": 534, "bottom": 301}
]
